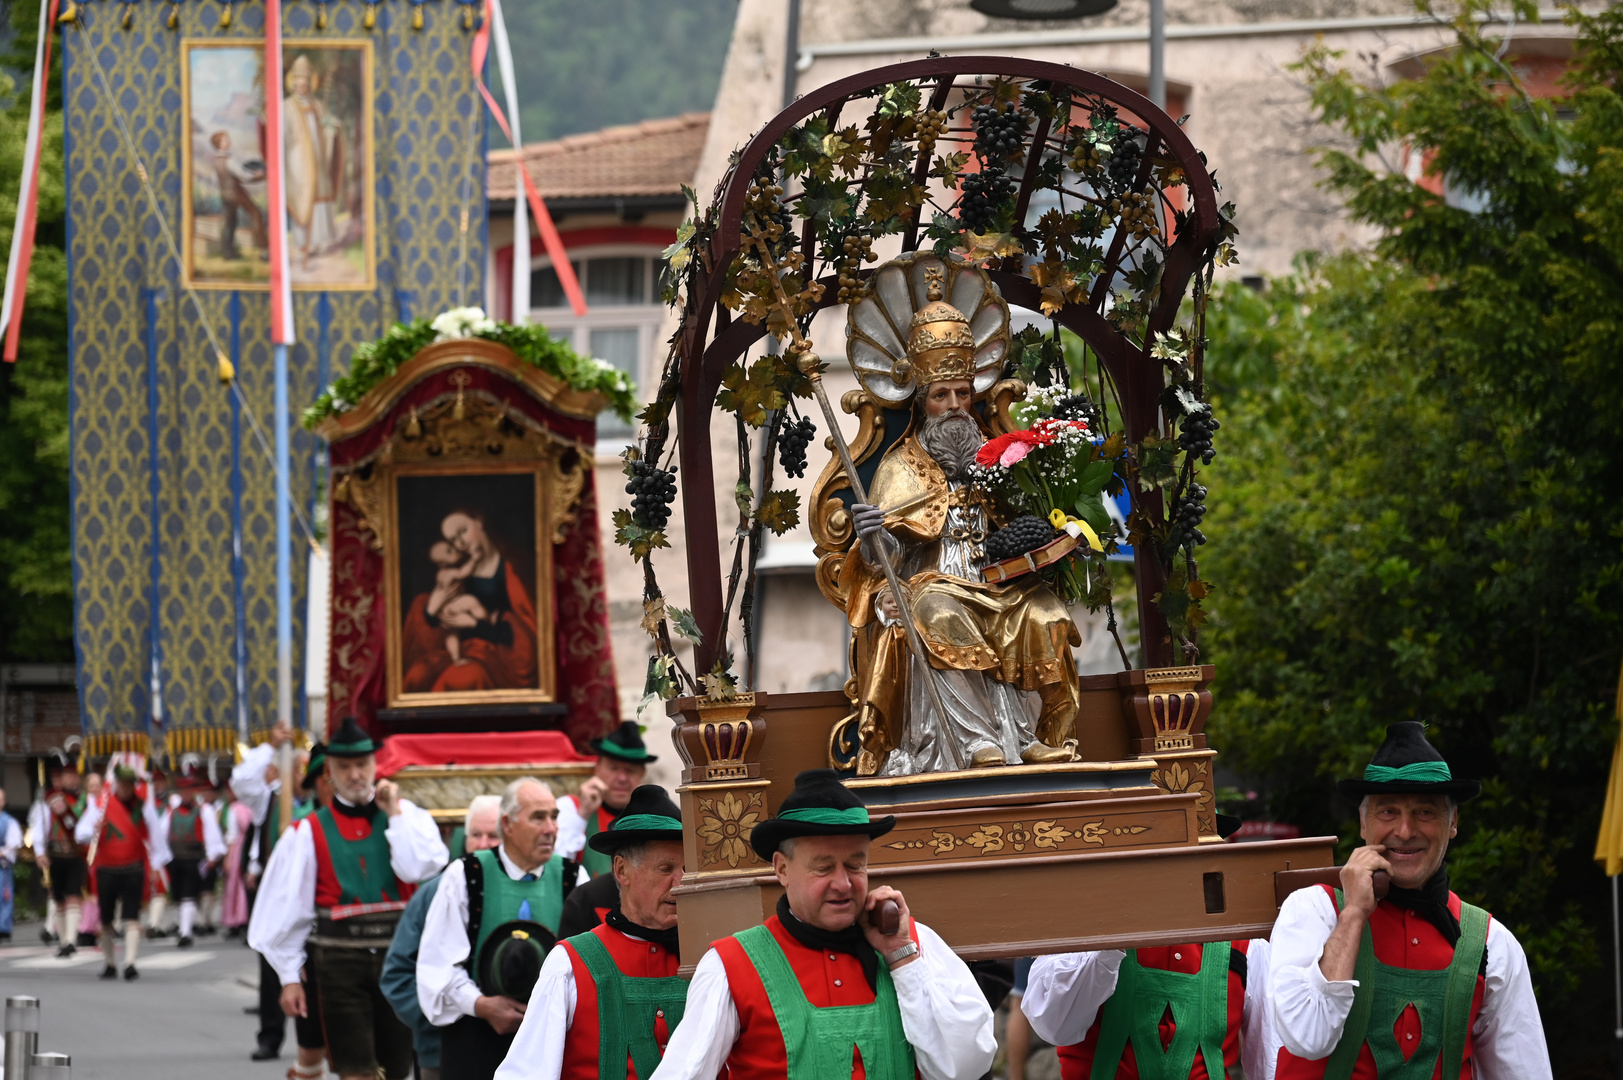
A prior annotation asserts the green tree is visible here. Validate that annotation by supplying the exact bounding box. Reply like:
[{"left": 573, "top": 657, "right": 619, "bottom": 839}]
[
  {"left": 501, "top": 0, "right": 737, "bottom": 144},
  {"left": 1203, "top": 3, "right": 1623, "bottom": 1069},
  {"left": 0, "top": 0, "right": 72, "bottom": 663}
]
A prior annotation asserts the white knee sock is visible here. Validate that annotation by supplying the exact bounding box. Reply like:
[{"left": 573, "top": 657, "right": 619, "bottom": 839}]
[
  {"left": 146, "top": 894, "right": 167, "bottom": 932},
  {"left": 101, "top": 925, "right": 117, "bottom": 966},
  {"left": 178, "top": 899, "right": 196, "bottom": 938},
  {"left": 123, "top": 921, "right": 141, "bottom": 965},
  {"left": 45, "top": 897, "right": 59, "bottom": 938}
]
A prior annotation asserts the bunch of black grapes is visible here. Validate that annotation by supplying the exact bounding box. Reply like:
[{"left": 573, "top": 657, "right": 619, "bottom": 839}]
[
  {"left": 1179, "top": 404, "right": 1219, "bottom": 464},
  {"left": 985, "top": 514, "right": 1059, "bottom": 563},
  {"left": 972, "top": 103, "right": 1028, "bottom": 160},
  {"left": 626, "top": 460, "right": 677, "bottom": 530},
  {"left": 1105, "top": 136, "right": 1144, "bottom": 190},
  {"left": 1170, "top": 482, "right": 1208, "bottom": 550},
  {"left": 959, "top": 167, "right": 1015, "bottom": 233},
  {"left": 777, "top": 415, "right": 816, "bottom": 479},
  {"left": 1051, "top": 393, "right": 1102, "bottom": 428}
]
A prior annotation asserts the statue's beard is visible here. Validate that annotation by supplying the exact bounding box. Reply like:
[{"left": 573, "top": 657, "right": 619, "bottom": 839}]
[{"left": 918, "top": 409, "right": 983, "bottom": 480}]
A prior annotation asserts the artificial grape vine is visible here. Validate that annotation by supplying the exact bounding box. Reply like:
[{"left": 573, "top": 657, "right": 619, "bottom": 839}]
[
  {"left": 985, "top": 514, "right": 1060, "bottom": 562},
  {"left": 626, "top": 459, "right": 678, "bottom": 530},
  {"left": 776, "top": 414, "right": 816, "bottom": 479}
]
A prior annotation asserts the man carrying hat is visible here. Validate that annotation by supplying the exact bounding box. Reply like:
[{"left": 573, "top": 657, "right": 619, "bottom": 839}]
[
  {"left": 75, "top": 763, "right": 162, "bottom": 980},
  {"left": 418, "top": 776, "right": 587, "bottom": 1080},
  {"left": 652, "top": 768, "right": 996, "bottom": 1080},
  {"left": 249, "top": 717, "right": 448, "bottom": 1080},
  {"left": 495, "top": 784, "right": 689, "bottom": 1080},
  {"left": 1022, "top": 820, "right": 1273, "bottom": 1080},
  {"left": 1269, "top": 722, "right": 1552, "bottom": 1079},
  {"left": 557, "top": 722, "right": 655, "bottom": 877},
  {"left": 154, "top": 763, "right": 227, "bottom": 948},
  {"left": 383, "top": 795, "right": 505, "bottom": 1080}
]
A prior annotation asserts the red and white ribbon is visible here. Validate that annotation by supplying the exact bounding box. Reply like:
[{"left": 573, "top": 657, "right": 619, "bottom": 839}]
[
  {"left": 473, "top": 0, "right": 585, "bottom": 318},
  {"left": 1, "top": 0, "right": 60, "bottom": 362},
  {"left": 264, "top": 0, "right": 295, "bottom": 345}
]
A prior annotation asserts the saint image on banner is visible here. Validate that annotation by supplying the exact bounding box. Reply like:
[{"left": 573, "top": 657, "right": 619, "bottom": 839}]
[{"left": 396, "top": 474, "right": 542, "bottom": 696}]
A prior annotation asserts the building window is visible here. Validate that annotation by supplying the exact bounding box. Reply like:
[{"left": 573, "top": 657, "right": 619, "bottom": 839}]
[{"left": 529, "top": 249, "right": 665, "bottom": 446}]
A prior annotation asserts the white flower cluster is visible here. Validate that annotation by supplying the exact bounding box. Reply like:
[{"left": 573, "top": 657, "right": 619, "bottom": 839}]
[
  {"left": 430, "top": 306, "right": 498, "bottom": 342},
  {"left": 1024, "top": 384, "right": 1074, "bottom": 415},
  {"left": 324, "top": 384, "right": 351, "bottom": 411}
]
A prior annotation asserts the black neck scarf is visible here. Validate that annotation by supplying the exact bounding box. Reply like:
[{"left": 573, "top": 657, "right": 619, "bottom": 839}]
[
  {"left": 606, "top": 906, "right": 681, "bottom": 955},
  {"left": 1383, "top": 864, "right": 1460, "bottom": 946},
  {"left": 330, "top": 795, "right": 377, "bottom": 820},
  {"left": 775, "top": 894, "right": 878, "bottom": 992}
]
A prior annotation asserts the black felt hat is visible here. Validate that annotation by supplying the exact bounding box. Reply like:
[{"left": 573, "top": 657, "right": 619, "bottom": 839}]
[
  {"left": 300, "top": 742, "right": 328, "bottom": 791},
  {"left": 476, "top": 921, "right": 556, "bottom": 1002},
  {"left": 590, "top": 721, "right": 657, "bottom": 765},
  {"left": 748, "top": 769, "right": 895, "bottom": 860},
  {"left": 326, "top": 718, "right": 378, "bottom": 759},
  {"left": 1336, "top": 722, "right": 1480, "bottom": 803},
  {"left": 586, "top": 785, "right": 684, "bottom": 855}
]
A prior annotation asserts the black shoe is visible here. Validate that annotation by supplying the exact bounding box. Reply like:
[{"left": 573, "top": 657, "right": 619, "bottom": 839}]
[
  {"left": 56, "top": 943, "right": 77, "bottom": 959},
  {"left": 76, "top": 931, "right": 97, "bottom": 947},
  {"left": 197, "top": 924, "right": 217, "bottom": 937},
  {"left": 241, "top": 1005, "right": 259, "bottom": 1015},
  {"left": 0, "top": 932, "right": 12, "bottom": 944},
  {"left": 123, "top": 964, "right": 139, "bottom": 981},
  {"left": 40, "top": 929, "right": 56, "bottom": 944},
  {"left": 177, "top": 935, "right": 194, "bottom": 948},
  {"left": 99, "top": 964, "right": 117, "bottom": 980},
  {"left": 145, "top": 927, "right": 169, "bottom": 940},
  {"left": 249, "top": 1044, "right": 280, "bottom": 1062}
]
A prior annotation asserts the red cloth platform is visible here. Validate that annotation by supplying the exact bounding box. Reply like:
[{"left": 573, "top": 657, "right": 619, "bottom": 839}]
[{"left": 374, "top": 731, "right": 594, "bottom": 777}]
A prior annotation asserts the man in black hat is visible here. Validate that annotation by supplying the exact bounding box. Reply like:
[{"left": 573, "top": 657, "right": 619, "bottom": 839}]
[
  {"left": 1270, "top": 722, "right": 1551, "bottom": 1079},
  {"left": 653, "top": 768, "right": 995, "bottom": 1080},
  {"left": 248, "top": 717, "right": 448, "bottom": 1080},
  {"left": 494, "top": 784, "right": 688, "bottom": 1080},
  {"left": 417, "top": 776, "right": 586, "bottom": 1080},
  {"left": 558, "top": 722, "right": 655, "bottom": 877},
  {"left": 29, "top": 748, "right": 88, "bottom": 956}
]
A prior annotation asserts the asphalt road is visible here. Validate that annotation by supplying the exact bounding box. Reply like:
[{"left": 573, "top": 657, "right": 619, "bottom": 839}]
[{"left": 1, "top": 918, "right": 325, "bottom": 1080}]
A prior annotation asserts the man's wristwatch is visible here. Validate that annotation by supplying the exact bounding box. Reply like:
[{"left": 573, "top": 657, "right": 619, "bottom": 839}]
[{"left": 883, "top": 940, "right": 919, "bottom": 967}]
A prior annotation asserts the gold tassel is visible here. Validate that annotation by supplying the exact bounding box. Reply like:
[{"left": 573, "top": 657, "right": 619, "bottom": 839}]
[
  {"left": 217, "top": 350, "right": 234, "bottom": 386},
  {"left": 411, "top": 4, "right": 422, "bottom": 30},
  {"left": 363, "top": 2, "right": 375, "bottom": 29},
  {"left": 315, "top": 4, "right": 326, "bottom": 30},
  {"left": 219, "top": 3, "right": 231, "bottom": 29},
  {"left": 461, "top": 5, "right": 472, "bottom": 30},
  {"left": 406, "top": 406, "right": 422, "bottom": 439},
  {"left": 167, "top": 2, "right": 178, "bottom": 29},
  {"left": 121, "top": 5, "right": 132, "bottom": 30},
  {"left": 56, "top": 1, "right": 78, "bottom": 24}
]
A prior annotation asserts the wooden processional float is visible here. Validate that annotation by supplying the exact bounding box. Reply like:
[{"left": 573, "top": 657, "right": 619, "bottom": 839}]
[
  {"left": 651, "top": 56, "right": 1338, "bottom": 966},
  {"left": 310, "top": 335, "right": 625, "bottom": 823}
]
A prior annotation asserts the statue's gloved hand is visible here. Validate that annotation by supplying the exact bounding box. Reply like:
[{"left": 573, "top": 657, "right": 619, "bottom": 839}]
[{"left": 852, "top": 503, "right": 886, "bottom": 540}]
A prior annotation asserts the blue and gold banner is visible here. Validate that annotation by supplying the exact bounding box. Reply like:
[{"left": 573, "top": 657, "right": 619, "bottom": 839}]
[{"left": 65, "top": 0, "right": 486, "bottom": 754}]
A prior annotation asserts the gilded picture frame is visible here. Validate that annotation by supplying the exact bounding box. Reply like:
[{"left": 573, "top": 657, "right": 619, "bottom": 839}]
[
  {"left": 381, "top": 460, "right": 559, "bottom": 709},
  {"left": 179, "top": 38, "right": 376, "bottom": 290}
]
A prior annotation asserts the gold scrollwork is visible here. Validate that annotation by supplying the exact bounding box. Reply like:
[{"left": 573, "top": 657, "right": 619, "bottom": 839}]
[{"left": 884, "top": 816, "right": 1154, "bottom": 858}]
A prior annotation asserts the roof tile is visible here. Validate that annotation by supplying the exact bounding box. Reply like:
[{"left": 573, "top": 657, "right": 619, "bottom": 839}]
[{"left": 487, "top": 112, "right": 709, "bottom": 202}]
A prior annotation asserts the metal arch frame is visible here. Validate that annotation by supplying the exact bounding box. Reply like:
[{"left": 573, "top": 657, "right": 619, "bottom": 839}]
[{"left": 675, "top": 56, "right": 1223, "bottom": 675}]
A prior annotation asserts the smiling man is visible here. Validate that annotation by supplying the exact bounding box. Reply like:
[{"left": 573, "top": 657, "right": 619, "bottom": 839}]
[
  {"left": 651, "top": 769, "right": 995, "bottom": 1080},
  {"left": 495, "top": 785, "right": 689, "bottom": 1080},
  {"left": 1269, "top": 722, "right": 1552, "bottom": 1079}
]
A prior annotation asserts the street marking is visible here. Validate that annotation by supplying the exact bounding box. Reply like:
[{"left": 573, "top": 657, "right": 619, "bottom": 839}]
[
  {"left": 136, "top": 950, "right": 216, "bottom": 970},
  {"left": 9, "top": 953, "right": 103, "bottom": 969}
]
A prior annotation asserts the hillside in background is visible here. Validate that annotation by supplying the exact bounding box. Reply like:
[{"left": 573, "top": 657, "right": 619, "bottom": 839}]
[{"left": 503, "top": 0, "right": 738, "bottom": 144}]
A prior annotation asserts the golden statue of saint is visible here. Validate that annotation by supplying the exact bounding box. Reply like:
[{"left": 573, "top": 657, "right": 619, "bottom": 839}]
[{"left": 838, "top": 255, "right": 1081, "bottom": 776}]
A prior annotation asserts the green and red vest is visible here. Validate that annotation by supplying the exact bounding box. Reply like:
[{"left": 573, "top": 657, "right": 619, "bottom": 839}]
[
  {"left": 262, "top": 795, "right": 315, "bottom": 861},
  {"left": 45, "top": 790, "right": 87, "bottom": 858},
  {"left": 580, "top": 803, "right": 621, "bottom": 878},
  {"left": 558, "top": 923, "right": 687, "bottom": 1080},
  {"left": 95, "top": 795, "right": 149, "bottom": 869},
  {"left": 169, "top": 803, "right": 206, "bottom": 861},
  {"left": 463, "top": 847, "right": 568, "bottom": 964},
  {"left": 1058, "top": 941, "right": 1251, "bottom": 1080},
  {"left": 1275, "top": 886, "right": 1489, "bottom": 1080},
  {"left": 714, "top": 916, "right": 916, "bottom": 1080},
  {"left": 309, "top": 803, "right": 412, "bottom": 910}
]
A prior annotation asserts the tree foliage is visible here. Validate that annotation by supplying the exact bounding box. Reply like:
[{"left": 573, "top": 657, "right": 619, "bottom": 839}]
[
  {"left": 0, "top": 0, "right": 72, "bottom": 663},
  {"left": 1203, "top": 3, "right": 1623, "bottom": 1068}
]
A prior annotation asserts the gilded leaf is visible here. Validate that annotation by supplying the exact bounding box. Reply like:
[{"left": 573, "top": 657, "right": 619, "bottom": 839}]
[{"left": 757, "top": 489, "right": 802, "bottom": 536}]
